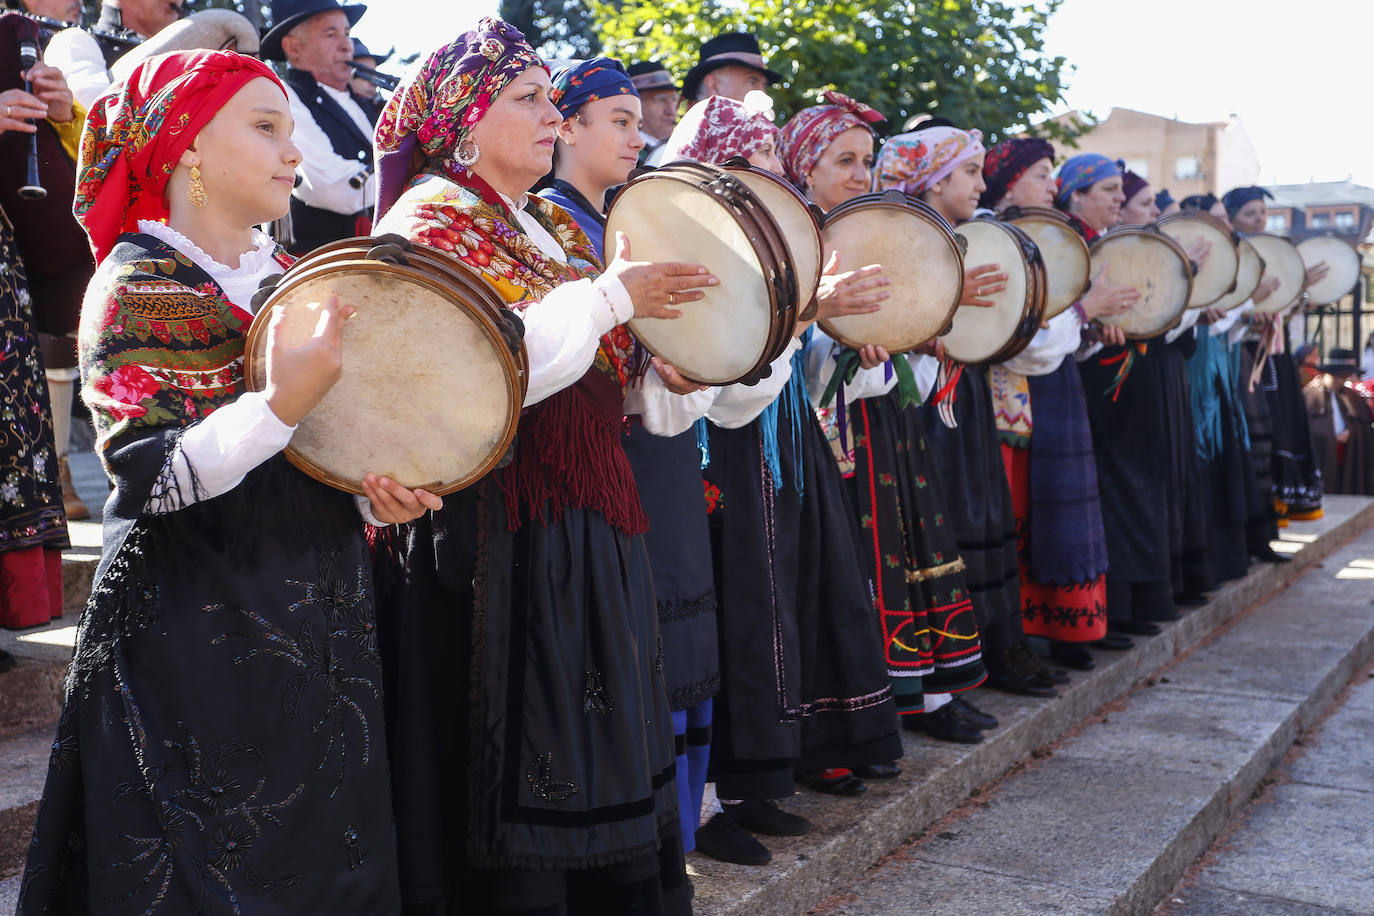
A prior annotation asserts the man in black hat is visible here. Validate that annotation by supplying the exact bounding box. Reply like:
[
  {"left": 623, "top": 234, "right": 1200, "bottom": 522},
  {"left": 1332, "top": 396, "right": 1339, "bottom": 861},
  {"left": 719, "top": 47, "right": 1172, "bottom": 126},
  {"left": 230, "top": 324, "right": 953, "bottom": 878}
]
[
  {"left": 349, "top": 36, "right": 389, "bottom": 119},
  {"left": 681, "top": 31, "right": 780, "bottom": 104},
  {"left": 44, "top": 0, "right": 184, "bottom": 107},
  {"left": 627, "top": 60, "right": 678, "bottom": 165},
  {"left": 262, "top": 0, "right": 374, "bottom": 254}
]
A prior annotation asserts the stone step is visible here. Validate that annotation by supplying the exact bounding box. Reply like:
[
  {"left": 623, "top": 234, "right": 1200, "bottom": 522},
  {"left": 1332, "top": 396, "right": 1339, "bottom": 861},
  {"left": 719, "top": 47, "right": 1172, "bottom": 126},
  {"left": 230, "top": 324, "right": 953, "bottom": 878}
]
[
  {"left": 691, "top": 495, "right": 1374, "bottom": 916},
  {"left": 0, "top": 724, "right": 56, "bottom": 884},
  {"left": 801, "top": 517, "right": 1374, "bottom": 916}
]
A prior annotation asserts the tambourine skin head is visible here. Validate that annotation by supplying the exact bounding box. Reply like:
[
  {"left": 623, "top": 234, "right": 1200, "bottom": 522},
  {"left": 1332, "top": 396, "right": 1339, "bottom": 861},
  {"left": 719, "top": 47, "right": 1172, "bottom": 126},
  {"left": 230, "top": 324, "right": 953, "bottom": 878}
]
[
  {"left": 818, "top": 192, "right": 964, "bottom": 353},
  {"left": 1247, "top": 233, "right": 1309, "bottom": 315},
  {"left": 1155, "top": 211, "right": 1240, "bottom": 308},
  {"left": 1090, "top": 228, "right": 1193, "bottom": 339},
  {"left": 243, "top": 257, "right": 524, "bottom": 496},
  {"left": 1297, "top": 234, "right": 1361, "bottom": 305},
  {"left": 942, "top": 218, "right": 1046, "bottom": 364},
  {"left": 1210, "top": 237, "right": 1264, "bottom": 312},
  {"left": 606, "top": 166, "right": 788, "bottom": 385},
  {"left": 1005, "top": 207, "right": 1090, "bottom": 318}
]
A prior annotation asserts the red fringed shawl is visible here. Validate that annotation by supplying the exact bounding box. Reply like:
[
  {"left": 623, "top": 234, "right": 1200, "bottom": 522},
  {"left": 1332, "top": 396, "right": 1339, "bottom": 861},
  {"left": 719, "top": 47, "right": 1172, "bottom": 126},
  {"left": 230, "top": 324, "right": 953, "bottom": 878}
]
[{"left": 377, "top": 168, "right": 648, "bottom": 535}]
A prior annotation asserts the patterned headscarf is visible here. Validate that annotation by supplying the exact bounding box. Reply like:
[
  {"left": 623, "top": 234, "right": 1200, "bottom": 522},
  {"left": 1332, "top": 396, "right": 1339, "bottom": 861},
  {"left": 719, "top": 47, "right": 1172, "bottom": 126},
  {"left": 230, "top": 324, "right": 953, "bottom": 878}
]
[
  {"left": 1221, "top": 186, "right": 1272, "bottom": 217},
  {"left": 1121, "top": 168, "right": 1149, "bottom": 205},
  {"left": 979, "top": 136, "right": 1055, "bottom": 209},
  {"left": 874, "top": 126, "right": 985, "bottom": 195},
  {"left": 1054, "top": 153, "right": 1119, "bottom": 207},
  {"left": 375, "top": 17, "right": 545, "bottom": 217},
  {"left": 778, "top": 90, "right": 885, "bottom": 187},
  {"left": 549, "top": 57, "right": 636, "bottom": 118},
  {"left": 74, "top": 49, "right": 284, "bottom": 263},
  {"left": 658, "top": 93, "right": 779, "bottom": 165}
]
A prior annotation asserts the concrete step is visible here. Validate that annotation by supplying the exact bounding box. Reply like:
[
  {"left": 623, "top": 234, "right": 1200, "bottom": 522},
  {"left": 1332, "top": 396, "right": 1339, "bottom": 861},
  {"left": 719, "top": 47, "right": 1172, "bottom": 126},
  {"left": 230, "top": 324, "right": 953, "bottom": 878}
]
[
  {"left": 801, "top": 515, "right": 1374, "bottom": 916},
  {"left": 0, "top": 724, "right": 56, "bottom": 882},
  {"left": 691, "top": 495, "right": 1374, "bottom": 916}
]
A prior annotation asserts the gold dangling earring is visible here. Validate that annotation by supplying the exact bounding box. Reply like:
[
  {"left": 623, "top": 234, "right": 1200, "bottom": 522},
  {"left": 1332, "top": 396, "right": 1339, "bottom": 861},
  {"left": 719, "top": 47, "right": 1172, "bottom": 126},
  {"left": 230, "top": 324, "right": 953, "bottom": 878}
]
[{"left": 187, "top": 164, "right": 208, "bottom": 208}]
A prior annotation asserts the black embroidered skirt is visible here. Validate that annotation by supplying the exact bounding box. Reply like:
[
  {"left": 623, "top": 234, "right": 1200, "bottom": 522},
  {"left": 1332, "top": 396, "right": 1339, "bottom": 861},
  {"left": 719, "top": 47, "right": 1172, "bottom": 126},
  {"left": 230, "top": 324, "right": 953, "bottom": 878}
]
[
  {"left": 21, "top": 466, "right": 401, "bottom": 915},
  {"left": 917, "top": 368, "right": 1024, "bottom": 659},
  {"left": 621, "top": 423, "right": 719, "bottom": 712}
]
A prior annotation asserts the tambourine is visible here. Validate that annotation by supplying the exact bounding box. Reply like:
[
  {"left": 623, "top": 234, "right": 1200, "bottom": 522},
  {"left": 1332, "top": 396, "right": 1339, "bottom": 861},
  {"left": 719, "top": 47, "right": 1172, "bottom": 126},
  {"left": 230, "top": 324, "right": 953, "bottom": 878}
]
[
  {"left": 1003, "top": 205, "right": 1091, "bottom": 319},
  {"left": 605, "top": 162, "right": 801, "bottom": 385},
  {"left": 243, "top": 237, "right": 527, "bottom": 496},
  {"left": 943, "top": 216, "right": 1048, "bottom": 364},
  {"left": 1155, "top": 211, "right": 1240, "bottom": 309},
  {"left": 1090, "top": 226, "right": 1193, "bottom": 338},
  {"left": 818, "top": 189, "right": 965, "bottom": 353}
]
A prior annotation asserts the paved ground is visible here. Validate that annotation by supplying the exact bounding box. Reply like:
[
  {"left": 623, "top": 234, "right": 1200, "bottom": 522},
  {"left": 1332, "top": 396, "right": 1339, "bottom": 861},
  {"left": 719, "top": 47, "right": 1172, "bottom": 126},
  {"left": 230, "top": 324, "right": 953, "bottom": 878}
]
[
  {"left": 805, "top": 526, "right": 1374, "bottom": 916},
  {"left": 1163, "top": 670, "right": 1374, "bottom": 915}
]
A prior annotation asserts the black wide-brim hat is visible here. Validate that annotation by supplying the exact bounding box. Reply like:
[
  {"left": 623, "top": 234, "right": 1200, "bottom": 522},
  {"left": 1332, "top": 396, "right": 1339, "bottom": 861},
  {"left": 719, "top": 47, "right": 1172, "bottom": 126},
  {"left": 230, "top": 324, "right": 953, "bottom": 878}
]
[
  {"left": 682, "top": 31, "right": 781, "bottom": 100},
  {"left": 352, "top": 37, "right": 390, "bottom": 64},
  {"left": 261, "top": 0, "right": 366, "bottom": 62}
]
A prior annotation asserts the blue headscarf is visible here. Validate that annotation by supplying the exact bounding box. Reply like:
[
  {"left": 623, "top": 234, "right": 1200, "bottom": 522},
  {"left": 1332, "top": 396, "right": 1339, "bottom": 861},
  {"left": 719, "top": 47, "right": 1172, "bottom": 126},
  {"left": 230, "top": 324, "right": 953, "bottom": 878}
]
[
  {"left": 1221, "top": 186, "right": 1273, "bottom": 218},
  {"left": 1054, "top": 153, "right": 1120, "bottom": 207},
  {"left": 549, "top": 57, "right": 637, "bottom": 118}
]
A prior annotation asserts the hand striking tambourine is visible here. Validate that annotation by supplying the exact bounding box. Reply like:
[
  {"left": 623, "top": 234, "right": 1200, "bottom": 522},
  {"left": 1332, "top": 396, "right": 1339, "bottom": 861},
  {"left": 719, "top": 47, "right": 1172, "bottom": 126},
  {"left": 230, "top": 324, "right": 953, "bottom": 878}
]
[
  {"left": 942, "top": 216, "right": 1048, "bottom": 364},
  {"left": 1002, "top": 205, "right": 1091, "bottom": 319},
  {"left": 605, "top": 162, "right": 804, "bottom": 385},
  {"left": 818, "top": 189, "right": 965, "bottom": 353},
  {"left": 1247, "top": 232, "right": 1308, "bottom": 315},
  {"left": 1155, "top": 210, "right": 1240, "bottom": 309},
  {"left": 243, "top": 236, "right": 527, "bottom": 496},
  {"left": 1297, "top": 234, "right": 1361, "bottom": 305},
  {"left": 1090, "top": 226, "right": 1193, "bottom": 338}
]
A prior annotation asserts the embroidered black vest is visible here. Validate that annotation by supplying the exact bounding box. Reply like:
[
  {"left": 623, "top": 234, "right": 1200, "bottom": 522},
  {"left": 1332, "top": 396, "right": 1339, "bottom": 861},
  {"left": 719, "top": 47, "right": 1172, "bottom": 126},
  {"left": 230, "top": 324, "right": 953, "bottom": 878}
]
[{"left": 282, "top": 67, "right": 378, "bottom": 253}]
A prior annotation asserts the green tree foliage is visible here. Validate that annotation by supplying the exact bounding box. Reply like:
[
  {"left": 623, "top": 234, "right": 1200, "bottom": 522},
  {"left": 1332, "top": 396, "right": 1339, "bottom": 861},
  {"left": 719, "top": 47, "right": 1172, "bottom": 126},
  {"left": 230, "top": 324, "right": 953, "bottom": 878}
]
[
  {"left": 586, "top": 0, "right": 1075, "bottom": 143},
  {"left": 500, "top": 0, "right": 601, "bottom": 59}
]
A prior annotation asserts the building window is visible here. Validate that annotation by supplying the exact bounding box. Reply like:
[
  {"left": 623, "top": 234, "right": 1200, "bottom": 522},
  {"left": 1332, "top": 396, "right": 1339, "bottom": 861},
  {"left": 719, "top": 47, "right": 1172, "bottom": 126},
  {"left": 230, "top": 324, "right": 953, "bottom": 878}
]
[
  {"left": 1334, "top": 211, "right": 1356, "bottom": 228},
  {"left": 1310, "top": 213, "right": 1330, "bottom": 228},
  {"left": 1123, "top": 157, "right": 1149, "bottom": 179},
  {"left": 1265, "top": 214, "right": 1287, "bottom": 231},
  {"left": 1174, "top": 155, "right": 1202, "bottom": 180}
]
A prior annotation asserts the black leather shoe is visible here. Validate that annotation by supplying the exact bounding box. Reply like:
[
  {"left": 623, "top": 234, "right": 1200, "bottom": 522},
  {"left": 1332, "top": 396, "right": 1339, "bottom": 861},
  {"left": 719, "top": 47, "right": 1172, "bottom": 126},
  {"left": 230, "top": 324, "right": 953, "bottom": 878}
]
[
  {"left": 1175, "top": 592, "right": 1209, "bottom": 608},
  {"left": 723, "top": 799, "right": 812, "bottom": 837},
  {"left": 1252, "top": 546, "right": 1291, "bottom": 564},
  {"left": 1027, "top": 653, "right": 1072, "bottom": 685},
  {"left": 902, "top": 704, "right": 984, "bottom": 743},
  {"left": 853, "top": 762, "right": 902, "bottom": 780},
  {"left": 989, "top": 645, "right": 1059, "bottom": 698},
  {"left": 1091, "top": 632, "right": 1135, "bottom": 651},
  {"left": 0, "top": 649, "right": 16, "bottom": 674},
  {"left": 694, "top": 812, "right": 772, "bottom": 865},
  {"left": 1113, "top": 621, "right": 1162, "bottom": 636},
  {"left": 1050, "top": 641, "right": 1096, "bottom": 671},
  {"left": 798, "top": 769, "right": 868, "bottom": 796},
  {"left": 949, "top": 695, "right": 998, "bottom": 729}
]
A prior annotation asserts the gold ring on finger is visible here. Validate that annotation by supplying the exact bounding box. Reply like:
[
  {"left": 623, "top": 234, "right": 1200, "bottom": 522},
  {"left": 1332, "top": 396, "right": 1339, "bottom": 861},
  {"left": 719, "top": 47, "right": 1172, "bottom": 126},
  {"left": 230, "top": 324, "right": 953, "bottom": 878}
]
[{"left": 668, "top": 291, "right": 675, "bottom": 305}]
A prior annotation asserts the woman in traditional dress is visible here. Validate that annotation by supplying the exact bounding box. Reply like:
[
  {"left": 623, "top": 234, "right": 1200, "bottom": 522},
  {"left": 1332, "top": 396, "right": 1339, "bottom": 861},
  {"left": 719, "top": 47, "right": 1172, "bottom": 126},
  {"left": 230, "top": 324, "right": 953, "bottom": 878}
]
[
  {"left": 783, "top": 94, "right": 991, "bottom": 745},
  {"left": 539, "top": 57, "right": 722, "bottom": 860},
  {"left": 0, "top": 25, "right": 74, "bottom": 637},
  {"left": 370, "top": 20, "right": 713, "bottom": 913},
  {"left": 653, "top": 92, "right": 901, "bottom": 864},
  {"left": 875, "top": 127, "right": 1070, "bottom": 699},
  {"left": 1225, "top": 185, "right": 1325, "bottom": 529},
  {"left": 980, "top": 138, "right": 1136, "bottom": 671},
  {"left": 20, "top": 49, "right": 436, "bottom": 913},
  {"left": 1062, "top": 154, "right": 1185, "bottom": 636}
]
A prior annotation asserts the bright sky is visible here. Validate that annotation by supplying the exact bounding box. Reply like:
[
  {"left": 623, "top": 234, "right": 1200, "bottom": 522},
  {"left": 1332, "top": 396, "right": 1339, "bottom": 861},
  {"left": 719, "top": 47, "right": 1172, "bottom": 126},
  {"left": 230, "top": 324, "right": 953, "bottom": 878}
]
[{"left": 356, "top": 0, "right": 1374, "bottom": 188}]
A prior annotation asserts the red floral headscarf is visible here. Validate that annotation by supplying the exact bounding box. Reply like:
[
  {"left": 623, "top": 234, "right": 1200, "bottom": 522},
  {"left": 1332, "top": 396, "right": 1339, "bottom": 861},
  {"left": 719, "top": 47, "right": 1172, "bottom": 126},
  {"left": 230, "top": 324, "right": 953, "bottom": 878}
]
[
  {"left": 374, "top": 17, "right": 545, "bottom": 217},
  {"left": 74, "top": 49, "right": 285, "bottom": 263},
  {"left": 658, "top": 93, "right": 780, "bottom": 165},
  {"left": 778, "top": 90, "right": 885, "bottom": 187},
  {"left": 874, "top": 126, "right": 985, "bottom": 195}
]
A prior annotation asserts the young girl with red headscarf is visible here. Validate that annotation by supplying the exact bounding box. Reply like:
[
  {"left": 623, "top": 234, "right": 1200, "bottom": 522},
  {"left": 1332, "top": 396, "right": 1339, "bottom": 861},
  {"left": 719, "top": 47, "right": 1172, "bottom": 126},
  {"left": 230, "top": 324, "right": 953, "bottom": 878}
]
[{"left": 19, "top": 49, "right": 436, "bottom": 913}]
